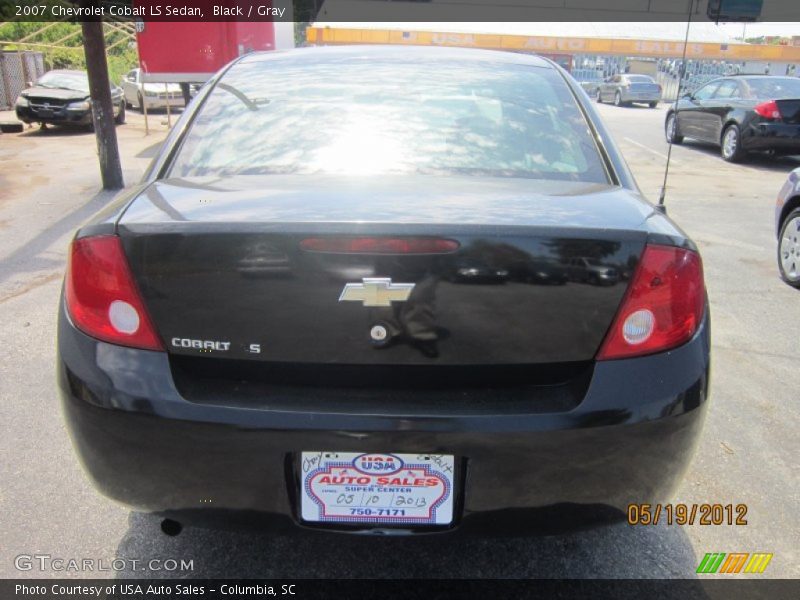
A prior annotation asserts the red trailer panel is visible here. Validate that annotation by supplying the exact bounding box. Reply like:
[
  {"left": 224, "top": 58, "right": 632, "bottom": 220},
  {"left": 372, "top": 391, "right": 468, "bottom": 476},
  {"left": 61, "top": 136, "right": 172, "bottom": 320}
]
[{"left": 136, "top": 21, "right": 280, "bottom": 83}]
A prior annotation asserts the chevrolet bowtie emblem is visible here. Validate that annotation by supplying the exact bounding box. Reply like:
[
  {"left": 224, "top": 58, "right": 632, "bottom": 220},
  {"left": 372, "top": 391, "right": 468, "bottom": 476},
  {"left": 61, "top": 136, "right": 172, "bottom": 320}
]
[{"left": 339, "top": 278, "right": 415, "bottom": 307}]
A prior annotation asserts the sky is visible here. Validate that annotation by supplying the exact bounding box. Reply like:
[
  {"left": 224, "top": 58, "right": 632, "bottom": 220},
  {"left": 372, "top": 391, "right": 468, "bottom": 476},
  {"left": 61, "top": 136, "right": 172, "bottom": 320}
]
[{"left": 718, "top": 22, "right": 799, "bottom": 37}]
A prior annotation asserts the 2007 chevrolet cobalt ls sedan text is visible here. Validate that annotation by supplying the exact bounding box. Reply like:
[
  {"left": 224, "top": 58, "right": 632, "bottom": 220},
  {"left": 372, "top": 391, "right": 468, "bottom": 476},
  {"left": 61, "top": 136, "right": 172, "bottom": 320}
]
[{"left": 57, "top": 46, "right": 710, "bottom": 536}]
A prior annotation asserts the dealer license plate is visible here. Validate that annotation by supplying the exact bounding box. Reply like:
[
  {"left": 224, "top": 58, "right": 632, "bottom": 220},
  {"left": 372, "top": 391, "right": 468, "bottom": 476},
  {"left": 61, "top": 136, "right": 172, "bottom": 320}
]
[{"left": 300, "top": 452, "right": 455, "bottom": 526}]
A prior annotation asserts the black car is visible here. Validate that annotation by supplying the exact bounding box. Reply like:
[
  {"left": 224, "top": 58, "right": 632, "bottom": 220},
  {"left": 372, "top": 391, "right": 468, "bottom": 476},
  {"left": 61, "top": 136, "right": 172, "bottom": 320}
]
[
  {"left": 665, "top": 75, "right": 800, "bottom": 162},
  {"left": 57, "top": 46, "right": 709, "bottom": 536},
  {"left": 15, "top": 69, "right": 125, "bottom": 128}
]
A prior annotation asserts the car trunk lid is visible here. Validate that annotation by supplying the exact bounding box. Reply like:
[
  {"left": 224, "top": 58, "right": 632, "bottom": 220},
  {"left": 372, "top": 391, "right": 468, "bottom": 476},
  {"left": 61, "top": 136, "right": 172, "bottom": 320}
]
[
  {"left": 117, "top": 175, "right": 651, "bottom": 366},
  {"left": 775, "top": 99, "right": 800, "bottom": 124}
]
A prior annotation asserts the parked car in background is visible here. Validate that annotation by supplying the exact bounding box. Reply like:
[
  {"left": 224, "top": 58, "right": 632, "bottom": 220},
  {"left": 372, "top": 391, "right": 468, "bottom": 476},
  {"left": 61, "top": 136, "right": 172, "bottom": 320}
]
[
  {"left": 776, "top": 167, "right": 800, "bottom": 288},
  {"left": 574, "top": 70, "right": 604, "bottom": 97},
  {"left": 597, "top": 74, "right": 662, "bottom": 108},
  {"left": 121, "top": 68, "right": 183, "bottom": 112},
  {"left": 15, "top": 70, "right": 125, "bottom": 129},
  {"left": 665, "top": 76, "right": 800, "bottom": 162}
]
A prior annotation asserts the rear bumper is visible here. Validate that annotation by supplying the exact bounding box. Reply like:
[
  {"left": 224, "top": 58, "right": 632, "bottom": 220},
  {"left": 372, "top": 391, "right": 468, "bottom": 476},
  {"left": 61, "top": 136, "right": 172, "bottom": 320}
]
[
  {"left": 621, "top": 91, "right": 661, "bottom": 103},
  {"left": 143, "top": 96, "right": 184, "bottom": 110},
  {"left": 57, "top": 301, "right": 711, "bottom": 536},
  {"left": 743, "top": 121, "right": 800, "bottom": 153}
]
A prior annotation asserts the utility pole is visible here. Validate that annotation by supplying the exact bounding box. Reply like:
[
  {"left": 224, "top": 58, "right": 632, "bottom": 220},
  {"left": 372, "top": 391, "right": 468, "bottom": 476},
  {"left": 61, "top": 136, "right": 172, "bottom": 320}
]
[{"left": 81, "top": 12, "right": 124, "bottom": 190}]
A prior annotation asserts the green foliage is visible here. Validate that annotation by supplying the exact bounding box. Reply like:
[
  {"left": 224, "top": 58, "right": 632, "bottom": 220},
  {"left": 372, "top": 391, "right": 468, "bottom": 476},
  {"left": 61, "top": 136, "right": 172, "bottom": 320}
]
[
  {"left": 107, "top": 49, "right": 138, "bottom": 85},
  {"left": 0, "top": 21, "right": 137, "bottom": 84},
  {"left": 294, "top": 22, "right": 310, "bottom": 48}
]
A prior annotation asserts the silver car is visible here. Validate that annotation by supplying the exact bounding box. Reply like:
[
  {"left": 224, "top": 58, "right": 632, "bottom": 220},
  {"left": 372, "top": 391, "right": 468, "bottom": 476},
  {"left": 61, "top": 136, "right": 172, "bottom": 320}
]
[
  {"left": 596, "top": 74, "right": 662, "bottom": 108},
  {"left": 777, "top": 167, "right": 800, "bottom": 288},
  {"left": 121, "top": 68, "right": 184, "bottom": 112}
]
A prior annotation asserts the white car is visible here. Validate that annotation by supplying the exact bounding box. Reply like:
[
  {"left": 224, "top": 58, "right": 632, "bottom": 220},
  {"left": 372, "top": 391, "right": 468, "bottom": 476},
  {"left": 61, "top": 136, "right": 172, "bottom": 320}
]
[{"left": 121, "top": 68, "right": 184, "bottom": 112}]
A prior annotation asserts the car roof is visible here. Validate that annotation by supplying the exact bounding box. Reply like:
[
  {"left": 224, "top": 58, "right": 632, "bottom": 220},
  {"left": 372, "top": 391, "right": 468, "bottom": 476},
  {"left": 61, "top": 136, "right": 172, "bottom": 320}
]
[{"left": 238, "top": 45, "right": 554, "bottom": 69}]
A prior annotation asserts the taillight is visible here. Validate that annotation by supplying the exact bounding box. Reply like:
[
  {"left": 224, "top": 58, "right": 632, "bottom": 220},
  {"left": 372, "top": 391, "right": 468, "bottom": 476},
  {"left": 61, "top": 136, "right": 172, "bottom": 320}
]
[
  {"left": 597, "top": 245, "right": 704, "bottom": 361},
  {"left": 300, "top": 237, "right": 459, "bottom": 254},
  {"left": 754, "top": 100, "right": 781, "bottom": 120},
  {"left": 65, "top": 236, "right": 163, "bottom": 351}
]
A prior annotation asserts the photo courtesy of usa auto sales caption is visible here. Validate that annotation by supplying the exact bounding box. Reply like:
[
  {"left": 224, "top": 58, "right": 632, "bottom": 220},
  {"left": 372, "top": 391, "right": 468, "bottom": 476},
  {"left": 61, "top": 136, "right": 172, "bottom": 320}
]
[{"left": 57, "top": 45, "right": 710, "bottom": 536}]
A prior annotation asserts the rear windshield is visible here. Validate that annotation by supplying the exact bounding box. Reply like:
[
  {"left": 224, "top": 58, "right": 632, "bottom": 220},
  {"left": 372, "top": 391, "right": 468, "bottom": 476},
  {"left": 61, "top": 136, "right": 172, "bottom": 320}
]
[
  {"left": 170, "top": 57, "right": 609, "bottom": 183},
  {"left": 626, "top": 75, "right": 655, "bottom": 83},
  {"left": 744, "top": 77, "right": 800, "bottom": 99}
]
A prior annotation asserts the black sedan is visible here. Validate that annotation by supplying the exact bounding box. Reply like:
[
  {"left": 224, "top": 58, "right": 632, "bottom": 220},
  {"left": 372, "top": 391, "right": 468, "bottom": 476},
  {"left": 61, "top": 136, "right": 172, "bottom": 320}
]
[
  {"left": 15, "top": 69, "right": 125, "bottom": 129},
  {"left": 665, "top": 75, "right": 800, "bottom": 162},
  {"left": 57, "top": 46, "right": 709, "bottom": 537}
]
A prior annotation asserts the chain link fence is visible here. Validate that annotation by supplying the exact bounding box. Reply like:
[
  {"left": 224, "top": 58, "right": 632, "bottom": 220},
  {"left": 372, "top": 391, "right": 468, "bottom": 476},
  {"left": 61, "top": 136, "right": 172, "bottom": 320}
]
[{"left": 0, "top": 51, "right": 45, "bottom": 109}]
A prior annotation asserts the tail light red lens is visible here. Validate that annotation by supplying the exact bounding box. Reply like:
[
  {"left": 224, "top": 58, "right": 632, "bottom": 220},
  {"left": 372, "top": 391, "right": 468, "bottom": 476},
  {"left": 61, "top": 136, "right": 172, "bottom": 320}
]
[
  {"left": 754, "top": 100, "right": 781, "bottom": 120},
  {"left": 597, "top": 245, "right": 705, "bottom": 361},
  {"left": 65, "top": 236, "right": 163, "bottom": 351},
  {"left": 300, "top": 237, "right": 459, "bottom": 254}
]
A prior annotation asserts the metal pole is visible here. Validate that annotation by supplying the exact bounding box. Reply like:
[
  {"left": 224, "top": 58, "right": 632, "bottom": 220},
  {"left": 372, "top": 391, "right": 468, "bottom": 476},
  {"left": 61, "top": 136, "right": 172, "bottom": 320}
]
[
  {"left": 142, "top": 80, "right": 149, "bottom": 135},
  {"left": 657, "top": 0, "right": 695, "bottom": 210},
  {"left": 81, "top": 14, "right": 124, "bottom": 190},
  {"left": 165, "top": 82, "right": 171, "bottom": 128}
]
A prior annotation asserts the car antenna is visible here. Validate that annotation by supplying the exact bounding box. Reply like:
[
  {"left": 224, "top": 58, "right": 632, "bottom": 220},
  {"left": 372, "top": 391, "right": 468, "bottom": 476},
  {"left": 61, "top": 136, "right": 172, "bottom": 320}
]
[{"left": 658, "top": 0, "right": 695, "bottom": 214}]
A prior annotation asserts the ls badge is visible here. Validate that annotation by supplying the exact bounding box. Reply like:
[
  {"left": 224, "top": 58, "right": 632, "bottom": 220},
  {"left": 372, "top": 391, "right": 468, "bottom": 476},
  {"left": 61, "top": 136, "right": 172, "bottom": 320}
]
[{"left": 339, "top": 278, "right": 415, "bottom": 307}]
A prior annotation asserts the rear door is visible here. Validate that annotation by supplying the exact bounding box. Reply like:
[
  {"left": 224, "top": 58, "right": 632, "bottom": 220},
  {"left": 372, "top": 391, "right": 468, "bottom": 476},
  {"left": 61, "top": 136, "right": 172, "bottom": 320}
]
[
  {"left": 601, "top": 75, "right": 620, "bottom": 101},
  {"left": 700, "top": 79, "right": 741, "bottom": 141},
  {"left": 679, "top": 80, "right": 721, "bottom": 140}
]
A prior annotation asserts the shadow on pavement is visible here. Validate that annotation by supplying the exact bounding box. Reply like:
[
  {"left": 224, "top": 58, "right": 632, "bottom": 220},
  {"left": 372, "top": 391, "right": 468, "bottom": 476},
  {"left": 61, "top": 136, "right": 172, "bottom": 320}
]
[
  {"left": 677, "top": 141, "right": 800, "bottom": 172},
  {"left": 18, "top": 124, "right": 94, "bottom": 137},
  {"left": 136, "top": 141, "right": 165, "bottom": 160},
  {"left": 115, "top": 511, "right": 701, "bottom": 580},
  {"left": 0, "top": 188, "right": 118, "bottom": 285}
]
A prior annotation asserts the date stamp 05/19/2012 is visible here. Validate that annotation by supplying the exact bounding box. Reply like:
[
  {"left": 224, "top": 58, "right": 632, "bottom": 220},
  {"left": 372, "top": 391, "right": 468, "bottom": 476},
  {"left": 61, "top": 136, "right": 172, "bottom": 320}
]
[{"left": 627, "top": 503, "right": 749, "bottom": 526}]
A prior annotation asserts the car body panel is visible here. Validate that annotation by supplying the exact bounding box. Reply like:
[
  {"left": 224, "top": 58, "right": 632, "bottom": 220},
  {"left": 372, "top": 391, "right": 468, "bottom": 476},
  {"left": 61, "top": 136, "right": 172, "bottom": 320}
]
[
  {"left": 118, "top": 177, "right": 654, "bottom": 366},
  {"left": 776, "top": 167, "right": 800, "bottom": 236},
  {"left": 57, "top": 46, "right": 709, "bottom": 535}
]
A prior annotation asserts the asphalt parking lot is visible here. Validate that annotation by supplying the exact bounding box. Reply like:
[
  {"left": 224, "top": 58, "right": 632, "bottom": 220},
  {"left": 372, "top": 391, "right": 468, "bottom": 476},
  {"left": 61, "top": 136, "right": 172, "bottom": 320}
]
[{"left": 0, "top": 102, "right": 798, "bottom": 579}]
